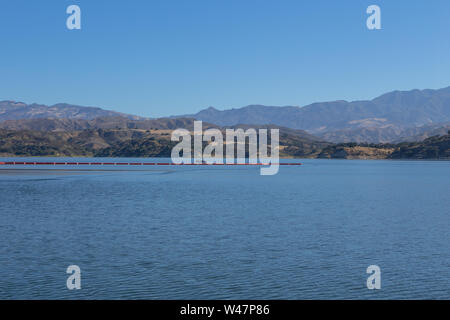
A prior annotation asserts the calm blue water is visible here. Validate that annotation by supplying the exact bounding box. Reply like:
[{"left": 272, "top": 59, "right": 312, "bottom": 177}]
[{"left": 0, "top": 157, "right": 449, "bottom": 299}]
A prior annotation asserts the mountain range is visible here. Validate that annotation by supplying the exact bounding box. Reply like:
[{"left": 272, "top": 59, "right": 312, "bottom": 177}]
[
  {"left": 0, "top": 101, "right": 145, "bottom": 121},
  {"left": 1, "top": 88, "right": 449, "bottom": 159},
  {"left": 0, "top": 117, "right": 205, "bottom": 132},
  {"left": 176, "top": 86, "right": 450, "bottom": 143},
  {"left": 1, "top": 86, "right": 450, "bottom": 143}
]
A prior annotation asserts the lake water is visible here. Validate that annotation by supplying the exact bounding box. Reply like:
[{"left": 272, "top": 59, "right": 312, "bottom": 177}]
[{"left": 0, "top": 157, "right": 449, "bottom": 299}]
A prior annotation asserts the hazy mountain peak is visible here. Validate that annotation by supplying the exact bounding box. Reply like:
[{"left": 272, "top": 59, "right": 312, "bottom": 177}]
[
  {"left": 0, "top": 100, "right": 26, "bottom": 106},
  {"left": 0, "top": 101, "right": 145, "bottom": 121},
  {"left": 174, "top": 86, "right": 450, "bottom": 143}
]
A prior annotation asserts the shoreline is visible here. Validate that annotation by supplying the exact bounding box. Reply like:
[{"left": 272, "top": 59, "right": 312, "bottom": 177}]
[{"left": 0, "top": 155, "right": 449, "bottom": 161}]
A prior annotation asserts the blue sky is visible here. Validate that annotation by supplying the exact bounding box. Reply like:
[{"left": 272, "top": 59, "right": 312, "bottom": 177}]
[{"left": 0, "top": 0, "right": 449, "bottom": 117}]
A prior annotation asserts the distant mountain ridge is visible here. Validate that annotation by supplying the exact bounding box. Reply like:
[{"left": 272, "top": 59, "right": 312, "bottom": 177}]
[
  {"left": 0, "top": 117, "right": 206, "bottom": 132},
  {"left": 2, "top": 86, "right": 450, "bottom": 143},
  {"left": 0, "top": 101, "right": 145, "bottom": 121},
  {"left": 175, "top": 86, "right": 450, "bottom": 142},
  {"left": 318, "top": 121, "right": 450, "bottom": 143}
]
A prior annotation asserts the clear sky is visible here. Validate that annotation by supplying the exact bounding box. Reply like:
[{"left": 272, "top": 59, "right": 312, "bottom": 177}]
[{"left": 0, "top": 0, "right": 449, "bottom": 117}]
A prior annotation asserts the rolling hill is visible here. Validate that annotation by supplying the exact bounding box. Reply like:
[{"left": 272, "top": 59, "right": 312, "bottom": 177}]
[
  {"left": 0, "top": 118, "right": 329, "bottom": 158},
  {"left": 0, "top": 117, "right": 209, "bottom": 132}
]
